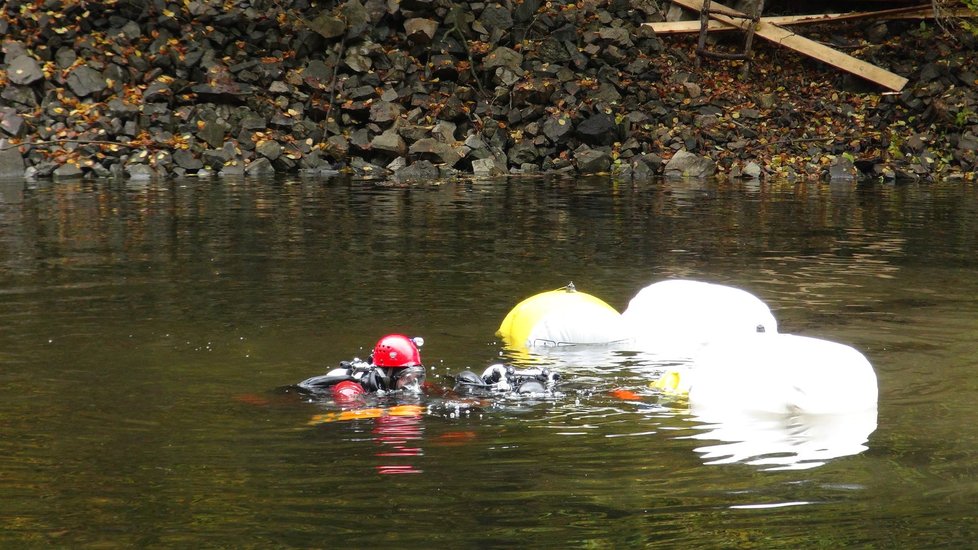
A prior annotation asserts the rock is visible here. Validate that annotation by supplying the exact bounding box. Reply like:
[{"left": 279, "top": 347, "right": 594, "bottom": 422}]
[
  {"left": 303, "top": 59, "right": 333, "bottom": 88},
  {"left": 742, "top": 161, "right": 763, "bottom": 178},
  {"left": 256, "top": 140, "right": 282, "bottom": 161},
  {"left": 404, "top": 18, "right": 438, "bottom": 43},
  {"left": 471, "top": 157, "right": 507, "bottom": 177},
  {"left": 219, "top": 158, "right": 246, "bottom": 176},
  {"left": 126, "top": 163, "right": 158, "bottom": 180},
  {"left": 0, "top": 109, "right": 26, "bottom": 137},
  {"left": 542, "top": 115, "right": 574, "bottom": 142},
  {"left": 173, "top": 149, "right": 203, "bottom": 170},
  {"left": 480, "top": 4, "right": 514, "bottom": 31},
  {"left": 828, "top": 156, "right": 856, "bottom": 182},
  {"left": 484, "top": 47, "right": 523, "bottom": 72},
  {"left": 509, "top": 142, "right": 538, "bottom": 165},
  {"left": 198, "top": 120, "right": 229, "bottom": 149},
  {"left": 308, "top": 13, "right": 346, "bottom": 39},
  {"left": 369, "top": 100, "right": 403, "bottom": 124},
  {"left": 664, "top": 149, "right": 716, "bottom": 178},
  {"left": 0, "top": 139, "right": 25, "bottom": 177},
  {"left": 66, "top": 66, "right": 108, "bottom": 97},
  {"left": 1, "top": 85, "right": 37, "bottom": 107},
  {"left": 55, "top": 47, "right": 77, "bottom": 69},
  {"left": 245, "top": 157, "right": 275, "bottom": 175},
  {"left": 393, "top": 160, "right": 439, "bottom": 182},
  {"left": 408, "top": 138, "right": 464, "bottom": 166},
  {"left": 107, "top": 98, "right": 139, "bottom": 117},
  {"left": 629, "top": 153, "right": 663, "bottom": 180},
  {"left": 7, "top": 55, "right": 44, "bottom": 86},
  {"left": 576, "top": 113, "right": 617, "bottom": 146},
  {"left": 574, "top": 147, "right": 612, "bottom": 174},
  {"left": 53, "top": 163, "right": 84, "bottom": 179},
  {"left": 143, "top": 79, "right": 172, "bottom": 102},
  {"left": 371, "top": 129, "right": 407, "bottom": 156}
]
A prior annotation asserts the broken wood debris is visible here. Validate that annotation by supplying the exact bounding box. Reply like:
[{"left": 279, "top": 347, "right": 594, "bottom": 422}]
[
  {"left": 660, "top": 0, "right": 914, "bottom": 91},
  {"left": 646, "top": 4, "right": 965, "bottom": 34}
]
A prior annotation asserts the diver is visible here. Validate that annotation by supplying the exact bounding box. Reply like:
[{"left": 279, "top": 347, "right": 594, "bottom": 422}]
[
  {"left": 452, "top": 363, "right": 560, "bottom": 396},
  {"left": 298, "top": 334, "right": 427, "bottom": 401}
]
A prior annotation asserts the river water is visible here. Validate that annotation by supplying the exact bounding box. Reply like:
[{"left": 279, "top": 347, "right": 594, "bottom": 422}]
[{"left": 0, "top": 175, "right": 976, "bottom": 547}]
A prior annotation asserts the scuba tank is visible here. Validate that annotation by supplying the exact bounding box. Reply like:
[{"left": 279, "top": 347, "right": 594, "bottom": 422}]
[{"left": 453, "top": 364, "right": 560, "bottom": 396}]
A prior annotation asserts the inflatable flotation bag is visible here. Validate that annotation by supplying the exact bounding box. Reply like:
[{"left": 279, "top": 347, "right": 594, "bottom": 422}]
[
  {"left": 681, "top": 333, "right": 878, "bottom": 415},
  {"left": 622, "top": 279, "right": 778, "bottom": 352},
  {"left": 497, "top": 283, "right": 627, "bottom": 350}
]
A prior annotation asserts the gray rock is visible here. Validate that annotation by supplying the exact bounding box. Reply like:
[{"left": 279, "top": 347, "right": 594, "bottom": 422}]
[
  {"left": 629, "top": 153, "right": 663, "bottom": 180},
  {"left": 393, "top": 160, "right": 439, "bottom": 182},
  {"left": 107, "top": 98, "right": 139, "bottom": 117},
  {"left": 245, "top": 157, "right": 275, "bottom": 175},
  {"left": 828, "top": 156, "right": 856, "bottom": 182},
  {"left": 53, "top": 162, "right": 84, "bottom": 179},
  {"left": 484, "top": 47, "right": 523, "bottom": 71},
  {"left": 369, "top": 100, "right": 403, "bottom": 124},
  {"left": 576, "top": 113, "right": 617, "bottom": 146},
  {"left": 143, "top": 80, "right": 171, "bottom": 102},
  {"left": 386, "top": 156, "right": 408, "bottom": 172},
  {"left": 66, "top": 66, "right": 108, "bottom": 97},
  {"left": 598, "top": 27, "right": 633, "bottom": 48},
  {"left": 409, "top": 138, "right": 464, "bottom": 166},
  {"left": 256, "top": 140, "right": 282, "bottom": 161},
  {"left": 480, "top": 4, "right": 514, "bottom": 31},
  {"left": 542, "top": 115, "right": 574, "bottom": 142},
  {"left": 404, "top": 18, "right": 438, "bottom": 43},
  {"left": 0, "top": 139, "right": 25, "bottom": 178},
  {"left": 308, "top": 14, "right": 346, "bottom": 39},
  {"left": 197, "top": 120, "right": 229, "bottom": 149},
  {"left": 7, "top": 55, "right": 44, "bottom": 85},
  {"left": 471, "top": 157, "right": 507, "bottom": 177},
  {"left": 126, "top": 164, "right": 158, "bottom": 180},
  {"left": 742, "top": 161, "right": 763, "bottom": 178},
  {"left": 303, "top": 59, "right": 332, "bottom": 88},
  {"left": 0, "top": 110, "right": 26, "bottom": 137},
  {"left": 574, "top": 147, "right": 612, "bottom": 174},
  {"left": 219, "top": 159, "right": 246, "bottom": 176},
  {"left": 371, "top": 129, "right": 407, "bottom": 156},
  {"left": 55, "top": 46, "right": 77, "bottom": 69},
  {"left": 2, "top": 41, "right": 28, "bottom": 63},
  {"left": 664, "top": 149, "right": 716, "bottom": 178},
  {"left": 344, "top": 49, "right": 372, "bottom": 73},
  {"left": 240, "top": 114, "right": 266, "bottom": 130},
  {"left": 173, "top": 149, "right": 203, "bottom": 170},
  {"left": 431, "top": 121, "right": 456, "bottom": 143},
  {"left": 1, "top": 85, "right": 37, "bottom": 107}
]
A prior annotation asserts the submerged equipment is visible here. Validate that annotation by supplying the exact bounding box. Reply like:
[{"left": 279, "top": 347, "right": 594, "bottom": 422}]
[{"left": 453, "top": 364, "right": 561, "bottom": 396}]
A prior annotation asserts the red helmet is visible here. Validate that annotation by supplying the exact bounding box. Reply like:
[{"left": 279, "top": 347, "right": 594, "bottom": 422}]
[{"left": 372, "top": 334, "right": 422, "bottom": 368}]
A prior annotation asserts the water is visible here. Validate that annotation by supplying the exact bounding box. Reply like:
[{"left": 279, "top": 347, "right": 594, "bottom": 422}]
[{"left": 1, "top": 176, "right": 977, "bottom": 547}]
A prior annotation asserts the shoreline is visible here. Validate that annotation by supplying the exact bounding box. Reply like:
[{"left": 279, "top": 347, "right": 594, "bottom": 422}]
[{"left": 1, "top": 0, "right": 976, "bottom": 183}]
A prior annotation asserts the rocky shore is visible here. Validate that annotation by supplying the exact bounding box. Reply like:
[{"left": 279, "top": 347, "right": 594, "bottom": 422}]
[{"left": 0, "top": 0, "right": 976, "bottom": 182}]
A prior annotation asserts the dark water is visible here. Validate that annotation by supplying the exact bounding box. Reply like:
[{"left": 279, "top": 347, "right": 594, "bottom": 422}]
[{"left": 1, "top": 176, "right": 977, "bottom": 547}]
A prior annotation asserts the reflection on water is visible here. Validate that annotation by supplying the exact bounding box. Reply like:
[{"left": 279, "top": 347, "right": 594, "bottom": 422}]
[
  {"left": 2, "top": 176, "right": 978, "bottom": 546},
  {"left": 685, "top": 409, "right": 878, "bottom": 471}
]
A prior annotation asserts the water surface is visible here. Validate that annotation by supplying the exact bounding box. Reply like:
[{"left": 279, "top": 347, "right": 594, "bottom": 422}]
[{"left": 1, "top": 176, "right": 977, "bottom": 547}]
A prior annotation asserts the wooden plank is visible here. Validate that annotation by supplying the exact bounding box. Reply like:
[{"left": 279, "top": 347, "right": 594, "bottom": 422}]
[
  {"left": 668, "top": 0, "right": 909, "bottom": 91},
  {"left": 647, "top": 7, "right": 937, "bottom": 35}
]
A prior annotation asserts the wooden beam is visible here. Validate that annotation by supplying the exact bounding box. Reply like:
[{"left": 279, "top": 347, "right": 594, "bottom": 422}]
[
  {"left": 647, "top": 6, "right": 941, "bottom": 35},
  {"left": 667, "top": 0, "right": 909, "bottom": 91}
]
